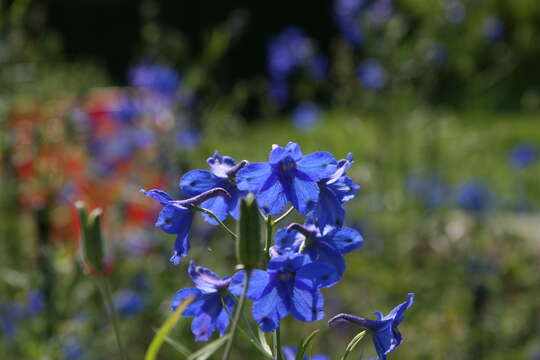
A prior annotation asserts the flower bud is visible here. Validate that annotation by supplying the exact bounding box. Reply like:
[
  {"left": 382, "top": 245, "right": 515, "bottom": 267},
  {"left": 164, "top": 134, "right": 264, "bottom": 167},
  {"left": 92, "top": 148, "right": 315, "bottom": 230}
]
[
  {"left": 76, "top": 201, "right": 105, "bottom": 275},
  {"left": 236, "top": 194, "right": 262, "bottom": 269}
]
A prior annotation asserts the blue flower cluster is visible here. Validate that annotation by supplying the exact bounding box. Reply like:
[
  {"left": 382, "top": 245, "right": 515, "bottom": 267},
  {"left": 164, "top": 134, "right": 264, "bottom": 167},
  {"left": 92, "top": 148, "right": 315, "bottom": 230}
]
[{"left": 143, "top": 142, "right": 414, "bottom": 358}]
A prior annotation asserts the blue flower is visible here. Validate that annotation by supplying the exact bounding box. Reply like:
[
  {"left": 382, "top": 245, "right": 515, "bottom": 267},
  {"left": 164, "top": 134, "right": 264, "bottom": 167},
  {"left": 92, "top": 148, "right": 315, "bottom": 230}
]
[
  {"left": 180, "top": 152, "right": 247, "bottom": 225},
  {"left": 509, "top": 144, "right": 537, "bottom": 169},
  {"left": 484, "top": 16, "right": 504, "bottom": 43},
  {"left": 171, "top": 261, "right": 236, "bottom": 342},
  {"left": 406, "top": 172, "right": 449, "bottom": 210},
  {"left": 129, "top": 63, "right": 180, "bottom": 99},
  {"left": 236, "top": 142, "right": 337, "bottom": 216},
  {"left": 283, "top": 346, "right": 330, "bottom": 360},
  {"left": 271, "top": 223, "right": 363, "bottom": 287},
  {"left": 268, "top": 27, "right": 312, "bottom": 81},
  {"left": 114, "top": 290, "right": 145, "bottom": 317},
  {"left": 455, "top": 180, "right": 493, "bottom": 213},
  {"left": 333, "top": 0, "right": 364, "bottom": 47},
  {"left": 367, "top": 0, "right": 393, "bottom": 24},
  {"left": 358, "top": 59, "right": 386, "bottom": 91},
  {"left": 291, "top": 102, "right": 321, "bottom": 132},
  {"left": 329, "top": 293, "right": 414, "bottom": 360},
  {"left": 176, "top": 128, "right": 201, "bottom": 150},
  {"left": 311, "top": 153, "right": 360, "bottom": 230},
  {"left": 141, "top": 187, "right": 230, "bottom": 264},
  {"left": 230, "top": 254, "right": 333, "bottom": 332}
]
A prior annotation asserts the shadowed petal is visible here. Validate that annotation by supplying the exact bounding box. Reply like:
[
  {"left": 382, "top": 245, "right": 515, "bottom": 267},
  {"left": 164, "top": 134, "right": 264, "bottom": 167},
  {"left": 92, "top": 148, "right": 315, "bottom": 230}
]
[
  {"left": 236, "top": 163, "right": 272, "bottom": 192},
  {"left": 296, "top": 151, "right": 337, "bottom": 181},
  {"left": 288, "top": 172, "right": 319, "bottom": 215},
  {"left": 290, "top": 281, "right": 324, "bottom": 322},
  {"left": 252, "top": 284, "right": 289, "bottom": 332},
  {"left": 325, "top": 227, "right": 363, "bottom": 254},
  {"left": 257, "top": 174, "right": 288, "bottom": 215}
]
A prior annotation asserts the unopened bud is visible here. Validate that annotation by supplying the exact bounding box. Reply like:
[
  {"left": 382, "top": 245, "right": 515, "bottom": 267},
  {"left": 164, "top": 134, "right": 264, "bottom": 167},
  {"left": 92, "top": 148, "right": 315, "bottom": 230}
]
[{"left": 236, "top": 194, "right": 262, "bottom": 269}]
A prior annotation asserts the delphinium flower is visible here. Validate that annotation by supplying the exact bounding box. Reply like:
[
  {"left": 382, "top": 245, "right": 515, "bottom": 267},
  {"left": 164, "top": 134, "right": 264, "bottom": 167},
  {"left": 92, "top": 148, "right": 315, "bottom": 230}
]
[
  {"left": 236, "top": 142, "right": 337, "bottom": 216},
  {"left": 270, "top": 222, "right": 363, "bottom": 287},
  {"left": 406, "top": 172, "right": 449, "bottom": 211},
  {"left": 367, "top": 0, "right": 393, "bottom": 25},
  {"left": 171, "top": 261, "right": 237, "bottom": 341},
  {"left": 291, "top": 101, "right": 321, "bottom": 132},
  {"left": 358, "top": 59, "right": 387, "bottom": 92},
  {"left": 230, "top": 253, "right": 333, "bottom": 332},
  {"left": 329, "top": 293, "right": 414, "bottom": 360},
  {"left": 282, "top": 346, "right": 330, "bottom": 360},
  {"left": 455, "top": 180, "right": 493, "bottom": 214},
  {"left": 180, "top": 151, "right": 247, "bottom": 225},
  {"left": 176, "top": 128, "right": 201, "bottom": 150},
  {"left": 140, "top": 187, "right": 230, "bottom": 264},
  {"left": 113, "top": 290, "right": 145, "bottom": 317},
  {"left": 308, "top": 55, "right": 329, "bottom": 81},
  {"left": 483, "top": 16, "right": 504, "bottom": 43},
  {"left": 310, "top": 153, "right": 360, "bottom": 230},
  {"left": 333, "top": 0, "right": 364, "bottom": 48},
  {"left": 129, "top": 63, "right": 180, "bottom": 100},
  {"left": 509, "top": 143, "right": 537, "bottom": 169}
]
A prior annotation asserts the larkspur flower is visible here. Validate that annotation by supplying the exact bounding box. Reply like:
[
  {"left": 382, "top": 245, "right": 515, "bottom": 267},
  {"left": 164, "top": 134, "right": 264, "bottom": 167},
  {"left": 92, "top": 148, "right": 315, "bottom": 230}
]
[
  {"left": 270, "top": 223, "right": 363, "bottom": 287},
  {"left": 509, "top": 143, "right": 537, "bottom": 169},
  {"left": 282, "top": 346, "right": 330, "bottom": 360},
  {"left": 141, "top": 187, "right": 230, "bottom": 264},
  {"left": 236, "top": 142, "right": 337, "bottom": 216},
  {"left": 230, "top": 253, "right": 333, "bottom": 332},
  {"left": 311, "top": 153, "right": 360, "bottom": 230},
  {"left": 455, "top": 180, "right": 493, "bottom": 213},
  {"left": 367, "top": 0, "right": 393, "bottom": 24},
  {"left": 171, "top": 261, "right": 236, "bottom": 341},
  {"left": 291, "top": 102, "right": 321, "bottom": 132},
  {"left": 268, "top": 27, "right": 312, "bottom": 81},
  {"left": 358, "top": 59, "right": 387, "bottom": 91},
  {"left": 329, "top": 293, "right": 414, "bottom": 360},
  {"left": 114, "top": 290, "right": 145, "bottom": 317},
  {"left": 333, "top": 0, "right": 364, "bottom": 47},
  {"left": 129, "top": 63, "right": 180, "bottom": 99},
  {"left": 406, "top": 172, "right": 449, "bottom": 210},
  {"left": 180, "top": 151, "right": 247, "bottom": 225}
]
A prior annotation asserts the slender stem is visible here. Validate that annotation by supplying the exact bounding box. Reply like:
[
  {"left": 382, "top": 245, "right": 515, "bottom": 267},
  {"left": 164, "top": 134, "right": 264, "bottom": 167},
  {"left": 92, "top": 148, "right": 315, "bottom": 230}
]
[
  {"left": 192, "top": 205, "right": 237, "bottom": 240},
  {"left": 222, "top": 270, "right": 250, "bottom": 360},
  {"left": 271, "top": 207, "right": 294, "bottom": 226},
  {"left": 265, "top": 216, "right": 273, "bottom": 263},
  {"left": 273, "top": 326, "right": 283, "bottom": 360},
  {"left": 98, "top": 275, "right": 128, "bottom": 360}
]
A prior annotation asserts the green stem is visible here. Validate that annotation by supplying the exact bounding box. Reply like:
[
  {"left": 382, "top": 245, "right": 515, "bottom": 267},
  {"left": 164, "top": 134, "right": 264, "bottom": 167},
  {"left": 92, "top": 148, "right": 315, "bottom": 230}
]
[
  {"left": 222, "top": 270, "right": 250, "bottom": 360},
  {"left": 273, "top": 326, "right": 283, "bottom": 360},
  {"left": 98, "top": 275, "right": 128, "bottom": 360},
  {"left": 271, "top": 207, "right": 294, "bottom": 226},
  {"left": 192, "top": 205, "right": 237, "bottom": 240},
  {"left": 265, "top": 216, "right": 273, "bottom": 263}
]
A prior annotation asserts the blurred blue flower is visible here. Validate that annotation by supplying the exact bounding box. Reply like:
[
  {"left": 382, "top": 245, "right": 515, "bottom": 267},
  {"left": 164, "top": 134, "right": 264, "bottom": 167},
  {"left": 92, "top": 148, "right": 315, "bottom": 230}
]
[
  {"left": 236, "top": 142, "right": 337, "bottom": 216},
  {"left": 308, "top": 55, "right": 329, "bottom": 80},
  {"left": 367, "top": 0, "right": 393, "bottom": 24},
  {"left": 267, "top": 27, "right": 312, "bottom": 81},
  {"left": 329, "top": 293, "right": 415, "bottom": 360},
  {"left": 230, "top": 254, "right": 333, "bottom": 332},
  {"left": 129, "top": 63, "right": 180, "bottom": 99},
  {"left": 171, "top": 261, "right": 235, "bottom": 342},
  {"left": 23, "top": 290, "right": 45, "bottom": 317},
  {"left": 333, "top": 0, "right": 364, "bottom": 47},
  {"left": 455, "top": 180, "right": 493, "bottom": 213},
  {"left": 484, "top": 16, "right": 504, "bottom": 42},
  {"left": 114, "top": 290, "right": 145, "bottom": 317},
  {"left": 141, "top": 187, "right": 230, "bottom": 264},
  {"left": 180, "top": 152, "right": 247, "bottom": 225},
  {"left": 291, "top": 102, "right": 321, "bottom": 132},
  {"left": 406, "top": 173, "right": 449, "bottom": 210},
  {"left": 62, "top": 336, "right": 84, "bottom": 360},
  {"left": 358, "top": 59, "right": 387, "bottom": 91},
  {"left": 176, "top": 128, "right": 201, "bottom": 150},
  {"left": 509, "top": 143, "right": 537, "bottom": 169},
  {"left": 445, "top": 0, "right": 466, "bottom": 24},
  {"left": 282, "top": 346, "right": 330, "bottom": 360}
]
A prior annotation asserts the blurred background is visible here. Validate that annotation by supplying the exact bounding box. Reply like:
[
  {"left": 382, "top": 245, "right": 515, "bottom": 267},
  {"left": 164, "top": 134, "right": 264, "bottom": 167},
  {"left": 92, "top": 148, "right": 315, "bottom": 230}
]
[{"left": 1, "top": 0, "right": 540, "bottom": 358}]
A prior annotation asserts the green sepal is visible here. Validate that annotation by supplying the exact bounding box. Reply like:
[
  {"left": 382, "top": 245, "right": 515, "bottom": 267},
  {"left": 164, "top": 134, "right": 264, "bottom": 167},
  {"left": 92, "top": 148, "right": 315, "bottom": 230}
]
[{"left": 236, "top": 193, "right": 262, "bottom": 269}]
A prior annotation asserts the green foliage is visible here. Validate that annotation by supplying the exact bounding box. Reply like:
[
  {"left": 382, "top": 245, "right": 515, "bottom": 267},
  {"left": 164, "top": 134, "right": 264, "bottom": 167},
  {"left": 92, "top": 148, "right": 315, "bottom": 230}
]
[{"left": 340, "top": 330, "right": 367, "bottom": 360}]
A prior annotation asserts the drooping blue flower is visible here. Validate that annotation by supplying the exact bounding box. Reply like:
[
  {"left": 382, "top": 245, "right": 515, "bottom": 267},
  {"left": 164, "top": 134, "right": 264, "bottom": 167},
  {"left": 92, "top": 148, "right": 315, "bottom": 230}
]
[
  {"left": 180, "top": 152, "right": 247, "bottom": 225},
  {"left": 291, "top": 102, "right": 321, "bottom": 132},
  {"left": 114, "top": 290, "right": 145, "bottom": 317},
  {"left": 236, "top": 142, "right": 337, "bottom": 216},
  {"left": 141, "top": 187, "right": 230, "bottom": 264},
  {"left": 230, "top": 254, "right": 333, "bottom": 332},
  {"left": 509, "top": 143, "right": 537, "bottom": 169},
  {"left": 329, "top": 293, "right": 414, "bottom": 360},
  {"left": 455, "top": 180, "right": 493, "bottom": 213},
  {"left": 171, "top": 261, "right": 236, "bottom": 342},
  {"left": 270, "top": 223, "right": 363, "bottom": 287},
  {"left": 358, "top": 59, "right": 387, "bottom": 91},
  {"left": 129, "top": 63, "right": 181, "bottom": 99},
  {"left": 483, "top": 16, "right": 504, "bottom": 43},
  {"left": 311, "top": 153, "right": 360, "bottom": 230},
  {"left": 282, "top": 346, "right": 330, "bottom": 360}
]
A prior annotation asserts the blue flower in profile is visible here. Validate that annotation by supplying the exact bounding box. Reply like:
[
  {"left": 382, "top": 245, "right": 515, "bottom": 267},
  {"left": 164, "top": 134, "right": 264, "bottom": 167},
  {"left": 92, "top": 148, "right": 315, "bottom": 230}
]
[
  {"left": 181, "top": 152, "right": 247, "bottom": 225},
  {"left": 312, "top": 153, "right": 360, "bottom": 230},
  {"left": 114, "top": 290, "right": 145, "bottom": 317},
  {"left": 236, "top": 142, "right": 337, "bottom": 216},
  {"left": 358, "top": 59, "right": 386, "bottom": 91},
  {"left": 129, "top": 63, "right": 180, "bottom": 99},
  {"left": 329, "top": 293, "right": 414, "bottom": 360},
  {"left": 141, "top": 187, "right": 230, "bottom": 264},
  {"left": 171, "top": 261, "right": 236, "bottom": 342},
  {"left": 283, "top": 346, "right": 330, "bottom": 360},
  {"left": 509, "top": 144, "right": 537, "bottom": 169},
  {"left": 484, "top": 16, "right": 504, "bottom": 43},
  {"left": 455, "top": 180, "right": 493, "bottom": 213},
  {"left": 230, "top": 254, "right": 333, "bottom": 332},
  {"left": 292, "top": 102, "right": 321, "bottom": 132},
  {"left": 270, "top": 223, "right": 363, "bottom": 287}
]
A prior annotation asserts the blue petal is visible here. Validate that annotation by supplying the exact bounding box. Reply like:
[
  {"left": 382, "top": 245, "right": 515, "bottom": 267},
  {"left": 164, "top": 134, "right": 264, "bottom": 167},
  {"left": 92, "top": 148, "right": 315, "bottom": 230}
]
[
  {"left": 180, "top": 170, "right": 223, "bottom": 197},
  {"left": 304, "top": 242, "right": 345, "bottom": 287},
  {"left": 207, "top": 151, "right": 236, "bottom": 178},
  {"left": 268, "top": 253, "right": 306, "bottom": 272},
  {"left": 229, "top": 270, "right": 270, "bottom": 300},
  {"left": 324, "top": 227, "right": 363, "bottom": 254},
  {"left": 171, "top": 288, "right": 204, "bottom": 316},
  {"left": 296, "top": 261, "right": 335, "bottom": 287},
  {"left": 256, "top": 174, "right": 288, "bottom": 215},
  {"left": 290, "top": 280, "right": 324, "bottom": 322},
  {"left": 155, "top": 205, "right": 192, "bottom": 235},
  {"left": 372, "top": 324, "right": 396, "bottom": 360},
  {"left": 269, "top": 142, "right": 303, "bottom": 164},
  {"left": 315, "top": 184, "right": 345, "bottom": 229},
  {"left": 328, "top": 176, "right": 360, "bottom": 203},
  {"left": 252, "top": 282, "right": 290, "bottom": 332},
  {"left": 191, "top": 295, "right": 222, "bottom": 341},
  {"left": 142, "top": 189, "right": 173, "bottom": 205},
  {"left": 236, "top": 163, "right": 272, "bottom": 192},
  {"left": 287, "top": 171, "right": 319, "bottom": 215},
  {"left": 170, "top": 225, "right": 192, "bottom": 264},
  {"left": 188, "top": 261, "right": 227, "bottom": 294},
  {"left": 296, "top": 151, "right": 337, "bottom": 181},
  {"left": 272, "top": 228, "right": 302, "bottom": 256},
  {"left": 215, "top": 295, "right": 235, "bottom": 336},
  {"left": 384, "top": 293, "right": 415, "bottom": 325},
  {"left": 199, "top": 195, "right": 230, "bottom": 225}
]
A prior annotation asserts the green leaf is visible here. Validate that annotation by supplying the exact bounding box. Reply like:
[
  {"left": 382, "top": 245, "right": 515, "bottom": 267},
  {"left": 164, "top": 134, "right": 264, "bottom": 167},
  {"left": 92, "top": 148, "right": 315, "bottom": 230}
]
[
  {"left": 257, "top": 327, "right": 273, "bottom": 357},
  {"left": 163, "top": 335, "right": 191, "bottom": 357},
  {"left": 340, "top": 330, "right": 367, "bottom": 360},
  {"left": 186, "top": 334, "right": 230, "bottom": 360},
  {"left": 295, "top": 329, "right": 320, "bottom": 360},
  {"left": 145, "top": 297, "right": 194, "bottom": 360}
]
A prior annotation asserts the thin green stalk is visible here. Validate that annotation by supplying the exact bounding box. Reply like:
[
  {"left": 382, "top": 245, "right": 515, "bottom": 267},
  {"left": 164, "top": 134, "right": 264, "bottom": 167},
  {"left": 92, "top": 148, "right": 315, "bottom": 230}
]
[
  {"left": 192, "top": 205, "right": 237, "bottom": 240},
  {"left": 222, "top": 270, "right": 250, "bottom": 360},
  {"left": 265, "top": 216, "right": 273, "bottom": 263},
  {"left": 273, "top": 326, "right": 283, "bottom": 360},
  {"left": 271, "top": 207, "right": 294, "bottom": 226},
  {"left": 98, "top": 275, "right": 128, "bottom": 360}
]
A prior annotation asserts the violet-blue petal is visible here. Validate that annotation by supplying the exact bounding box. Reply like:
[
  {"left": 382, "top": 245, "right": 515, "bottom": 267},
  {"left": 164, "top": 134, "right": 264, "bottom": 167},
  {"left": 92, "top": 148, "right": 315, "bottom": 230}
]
[
  {"left": 269, "top": 142, "right": 303, "bottom": 164},
  {"left": 191, "top": 295, "right": 223, "bottom": 341},
  {"left": 296, "top": 261, "right": 336, "bottom": 287},
  {"left": 303, "top": 242, "right": 345, "bottom": 287},
  {"left": 171, "top": 226, "right": 192, "bottom": 264},
  {"left": 268, "top": 253, "right": 306, "bottom": 272},
  {"left": 236, "top": 162, "right": 273, "bottom": 192},
  {"left": 188, "top": 261, "right": 225, "bottom": 294},
  {"left": 256, "top": 174, "right": 288, "bottom": 215},
  {"left": 198, "top": 195, "right": 230, "bottom": 224},
  {"left": 315, "top": 185, "right": 346, "bottom": 229},
  {"left": 325, "top": 226, "right": 363, "bottom": 254},
  {"left": 288, "top": 172, "right": 320, "bottom": 215},
  {"left": 296, "top": 151, "right": 337, "bottom": 181},
  {"left": 171, "top": 288, "right": 204, "bottom": 316},
  {"left": 215, "top": 295, "right": 235, "bottom": 336},
  {"left": 252, "top": 282, "right": 290, "bottom": 332},
  {"left": 180, "top": 170, "right": 222, "bottom": 197},
  {"left": 328, "top": 176, "right": 360, "bottom": 203},
  {"left": 155, "top": 204, "right": 191, "bottom": 234},
  {"left": 229, "top": 270, "right": 271, "bottom": 300},
  {"left": 272, "top": 228, "right": 302, "bottom": 255},
  {"left": 290, "top": 279, "right": 324, "bottom": 322},
  {"left": 207, "top": 151, "right": 236, "bottom": 178},
  {"left": 142, "top": 189, "right": 173, "bottom": 205}
]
